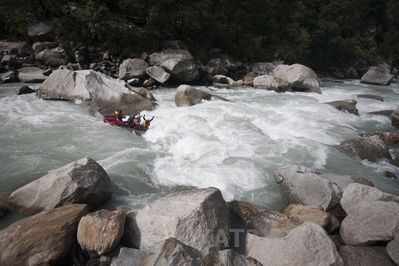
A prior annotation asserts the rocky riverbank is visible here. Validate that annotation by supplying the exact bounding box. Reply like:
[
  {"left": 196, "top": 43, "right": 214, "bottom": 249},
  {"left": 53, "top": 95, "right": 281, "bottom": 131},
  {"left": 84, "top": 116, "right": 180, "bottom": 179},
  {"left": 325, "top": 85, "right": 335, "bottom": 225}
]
[{"left": 0, "top": 157, "right": 398, "bottom": 265}]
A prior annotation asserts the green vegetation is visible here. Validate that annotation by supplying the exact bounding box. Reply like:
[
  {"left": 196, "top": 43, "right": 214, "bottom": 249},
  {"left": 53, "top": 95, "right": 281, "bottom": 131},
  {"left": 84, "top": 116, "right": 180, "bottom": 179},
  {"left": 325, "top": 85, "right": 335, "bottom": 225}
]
[{"left": 1, "top": 0, "right": 398, "bottom": 70}]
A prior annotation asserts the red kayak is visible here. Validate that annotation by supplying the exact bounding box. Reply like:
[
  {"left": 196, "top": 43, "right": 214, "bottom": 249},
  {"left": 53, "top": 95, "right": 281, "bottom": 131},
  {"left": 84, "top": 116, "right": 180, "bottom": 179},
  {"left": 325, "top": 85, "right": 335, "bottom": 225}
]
[{"left": 103, "top": 116, "right": 150, "bottom": 134}]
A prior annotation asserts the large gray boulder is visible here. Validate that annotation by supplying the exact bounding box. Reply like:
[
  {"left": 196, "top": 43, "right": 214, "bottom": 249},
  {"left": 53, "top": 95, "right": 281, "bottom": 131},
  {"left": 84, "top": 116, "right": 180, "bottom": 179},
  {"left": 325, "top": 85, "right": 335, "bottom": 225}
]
[
  {"left": 149, "top": 49, "right": 199, "bottom": 82},
  {"left": 8, "top": 157, "right": 112, "bottom": 213},
  {"left": 337, "top": 135, "right": 392, "bottom": 162},
  {"left": 37, "top": 69, "right": 155, "bottom": 116},
  {"left": 27, "top": 21, "right": 53, "bottom": 37},
  {"left": 145, "top": 66, "right": 170, "bottom": 84},
  {"left": 340, "top": 183, "right": 399, "bottom": 214},
  {"left": 387, "top": 228, "right": 399, "bottom": 265},
  {"left": 326, "top": 100, "right": 359, "bottom": 115},
  {"left": 119, "top": 58, "right": 149, "bottom": 80},
  {"left": 360, "top": 64, "right": 394, "bottom": 85},
  {"left": 35, "top": 46, "right": 67, "bottom": 66},
  {"left": 0, "top": 204, "right": 88, "bottom": 266},
  {"left": 126, "top": 187, "right": 230, "bottom": 253},
  {"left": 273, "top": 165, "right": 372, "bottom": 215},
  {"left": 272, "top": 64, "right": 321, "bottom": 93},
  {"left": 246, "top": 223, "right": 343, "bottom": 266},
  {"left": 392, "top": 107, "right": 399, "bottom": 128},
  {"left": 253, "top": 75, "right": 289, "bottom": 92},
  {"left": 340, "top": 201, "right": 399, "bottom": 245},
  {"left": 77, "top": 209, "right": 126, "bottom": 256},
  {"left": 110, "top": 248, "right": 150, "bottom": 266},
  {"left": 338, "top": 246, "right": 395, "bottom": 266},
  {"left": 17, "top": 67, "right": 47, "bottom": 83},
  {"left": 175, "top": 85, "right": 228, "bottom": 107}
]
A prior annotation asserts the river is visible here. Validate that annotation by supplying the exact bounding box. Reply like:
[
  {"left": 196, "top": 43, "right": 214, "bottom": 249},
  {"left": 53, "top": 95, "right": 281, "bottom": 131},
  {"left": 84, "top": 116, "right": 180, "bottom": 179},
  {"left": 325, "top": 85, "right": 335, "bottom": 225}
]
[{"left": 1, "top": 80, "right": 398, "bottom": 229}]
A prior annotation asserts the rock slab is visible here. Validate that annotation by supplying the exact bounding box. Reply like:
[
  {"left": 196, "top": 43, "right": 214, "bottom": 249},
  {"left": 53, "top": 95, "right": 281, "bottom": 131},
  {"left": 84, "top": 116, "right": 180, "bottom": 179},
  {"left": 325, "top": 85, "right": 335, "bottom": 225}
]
[
  {"left": 360, "top": 64, "right": 394, "bottom": 85},
  {"left": 175, "top": 84, "right": 227, "bottom": 107}
]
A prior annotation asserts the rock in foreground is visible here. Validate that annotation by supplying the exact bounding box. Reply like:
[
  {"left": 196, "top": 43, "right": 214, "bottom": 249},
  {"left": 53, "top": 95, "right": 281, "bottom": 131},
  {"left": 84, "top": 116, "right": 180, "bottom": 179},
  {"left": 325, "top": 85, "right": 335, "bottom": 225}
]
[
  {"left": 246, "top": 223, "right": 343, "bottom": 266},
  {"left": 360, "top": 64, "right": 394, "bottom": 85},
  {"left": 272, "top": 64, "right": 321, "bottom": 93},
  {"left": 37, "top": 69, "right": 155, "bottom": 116},
  {"left": 0, "top": 204, "right": 88, "bottom": 266},
  {"left": 326, "top": 100, "right": 359, "bottom": 115},
  {"left": 9, "top": 157, "right": 112, "bottom": 213},
  {"left": 127, "top": 187, "right": 230, "bottom": 253},
  {"left": 175, "top": 85, "right": 228, "bottom": 107},
  {"left": 77, "top": 209, "right": 126, "bottom": 256}
]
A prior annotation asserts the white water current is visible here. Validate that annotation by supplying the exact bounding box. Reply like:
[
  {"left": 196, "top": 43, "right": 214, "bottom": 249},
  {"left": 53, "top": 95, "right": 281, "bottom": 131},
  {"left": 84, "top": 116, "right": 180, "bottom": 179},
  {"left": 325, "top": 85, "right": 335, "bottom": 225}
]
[{"left": 1, "top": 80, "right": 398, "bottom": 228}]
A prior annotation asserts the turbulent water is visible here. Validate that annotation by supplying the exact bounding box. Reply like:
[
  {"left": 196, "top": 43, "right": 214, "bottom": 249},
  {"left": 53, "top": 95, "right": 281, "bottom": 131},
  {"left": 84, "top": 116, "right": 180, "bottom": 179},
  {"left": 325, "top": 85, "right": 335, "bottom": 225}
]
[{"left": 1, "top": 80, "right": 399, "bottom": 228}]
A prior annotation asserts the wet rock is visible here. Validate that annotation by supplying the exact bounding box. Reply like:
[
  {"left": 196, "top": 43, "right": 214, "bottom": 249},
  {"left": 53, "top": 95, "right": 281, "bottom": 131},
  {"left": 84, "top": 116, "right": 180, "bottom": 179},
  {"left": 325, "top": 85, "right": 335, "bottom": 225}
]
[
  {"left": 272, "top": 64, "right": 321, "bottom": 93},
  {"left": 212, "top": 74, "right": 236, "bottom": 86},
  {"left": 175, "top": 85, "right": 228, "bottom": 107},
  {"left": 337, "top": 135, "right": 392, "bottom": 162},
  {"left": 17, "top": 86, "right": 35, "bottom": 95},
  {"left": 368, "top": 110, "right": 393, "bottom": 117},
  {"left": 9, "top": 157, "right": 112, "bottom": 213},
  {"left": 387, "top": 228, "right": 399, "bottom": 265},
  {"left": 357, "top": 94, "right": 384, "bottom": 101},
  {"left": 326, "top": 100, "right": 359, "bottom": 115},
  {"left": 273, "top": 165, "right": 372, "bottom": 216},
  {"left": 1, "top": 71, "right": 18, "bottom": 83},
  {"left": 0, "top": 204, "right": 88, "bottom": 266},
  {"left": 385, "top": 171, "right": 398, "bottom": 179},
  {"left": 350, "top": 175, "right": 374, "bottom": 187},
  {"left": 77, "top": 209, "right": 126, "bottom": 256},
  {"left": 35, "top": 46, "right": 67, "bottom": 66},
  {"left": 110, "top": 247, "right": 150, "bottom": 266},
  {"left": 360, "top": 64, "right": 394, "bottom": 85},
  {"left": 340, "top": 201, "right": 399, "bottom": 245},
  {"left": 368, "top": 131, "right": 399, "bottom": 147},
  {"left": 127, "top": 86, "right": 156, "bottom": 101},
  {"left": 282, "top": 204, "right": 330, "bottom": 229},
  {"left": 340, "top": 183, "right": 399, "bottom": 215},
  {"left": 246, "top": 223, "right": 343, "bottom": 266},
  {"left": 339, "top": 246, "right": 395, "bottom": 266},
  {"left": 149, "top": 49, "right": 199, "bottom": 82},
  {"left": 119, "top": 58, "right": 149, "bottom": 80},
  {"left": 146, "top": 66, "right": 170, "bottom": 84},
  {"left": 37, "top": 69, "right": 156, "bottom": 116},
  {"left": 229, "top": 200, "right": 298, "bottom": 238},
  {"left": 140, "top": 238, "right": 202, "bottom": 266},
  {"left": 392, "top": 107, "right": 399, "bottom": 128},
  {"left": 17, "top": 67, "right": 47, "bottom": 83},
  {"left": 253, "top": 75, "right": 290, "bottom": 92},
  {"left": 128, "top": 187, "right": 230, "bottom": 253}
]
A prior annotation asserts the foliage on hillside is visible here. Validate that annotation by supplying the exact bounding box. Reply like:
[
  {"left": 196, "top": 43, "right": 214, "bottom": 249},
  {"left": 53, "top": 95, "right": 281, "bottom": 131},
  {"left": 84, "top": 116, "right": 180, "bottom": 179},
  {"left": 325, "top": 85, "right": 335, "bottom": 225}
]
[{"left": 1, "top": 0, "right": 398, "bottom": 69}]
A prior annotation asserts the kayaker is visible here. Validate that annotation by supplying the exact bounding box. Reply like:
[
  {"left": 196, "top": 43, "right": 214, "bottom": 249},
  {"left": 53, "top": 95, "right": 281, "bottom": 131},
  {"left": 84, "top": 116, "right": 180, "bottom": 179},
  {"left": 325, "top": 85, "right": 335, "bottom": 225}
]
[{"left": 115, "top": 110, "right": 124, "bottom": 121}]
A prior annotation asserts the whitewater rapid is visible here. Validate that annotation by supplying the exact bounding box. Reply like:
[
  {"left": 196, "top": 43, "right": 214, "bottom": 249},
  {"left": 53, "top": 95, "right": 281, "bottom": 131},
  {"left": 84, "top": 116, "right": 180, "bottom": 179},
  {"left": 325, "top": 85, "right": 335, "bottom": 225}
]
[{"left": 0, "top": 80, "right": 399, "bottom": 228}]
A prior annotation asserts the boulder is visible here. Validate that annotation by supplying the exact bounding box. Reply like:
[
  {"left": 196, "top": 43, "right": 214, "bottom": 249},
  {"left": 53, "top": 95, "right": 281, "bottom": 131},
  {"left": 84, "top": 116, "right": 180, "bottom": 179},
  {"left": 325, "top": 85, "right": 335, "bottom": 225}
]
[
  {"left": 272, "top": 64, "right": 321, "bottom": 93},
  {"left": 140, "top": 238, "right": 202, "bottom": 266},
  {"left": 340, "top": 183, "right": 399, "bottom": 215},
  {"left": 17, "top": 86, "right": 35, "bottom": 95},
  {"left": 17, "top": 67, "right": 47, "bottom": 83},
  {"left": 119, "top": 58, "right": 149, "bottom": 80},
  {"left": 253, "top": 75, "right": 289, "bottom": 92},
  {"left": 148, "top": 49, "right": 199, "bottom": 82},
  {"left": 212, "top": 74, "right": 236, "bottom": 86},
  {"left": 35, "top": 46, "right": 67, "bottom": 66},
  {"left": 37, "top": 69, "right": 155, "bottom": 116},
  {"left": 0, "top": 204, "right": 88, "bottom": 266},
  {"left": 0, "top": 71, "right": 18, "bottom": 83},
  {"left": 326, "top": 100, "right": 359, "bottom": 115},
  {"left": 246, "top": 223, "right": 343, "bottom": 266},
  {"left": 369, "top": 131, "right": 399, "bottom": 147},
  {"left": 8, "top": 157, "right": 112, "bottom": 213},
  {"left": 32, "top": 41, "right": 57, "bottom": 53},
  {"left": 243, "top": 72, "right": 256, "bottom": 86},
  {"left": 340, "top": 201, "right": 399, "bottom": 245},
  {"left": 121, "top": 211, "right": 140, "bottom": 248},
  {"left": 127, "top": 187, "right": 230, "bottom": 253},
  {"left": 175, "top": 85, "right": 228, "bottom": 107},
  {"left": 110, "top": 247, "right": 150, "bottom": 266},
  {"left": 337, "top": 135, "right": 392, "bottom": 162},
  {"left": 339, "top": 246, "right": 395, "bottom": 266},
  {"left": 0, "top": 41, "right": 30, "bottom": 55},
  {"left": 229, "top": 200, "right": 298, "bottom": 238},
  {"left": 27, "top": 21, "right": 53, "bottom": 37},
  {"left": 392, "top": 107, "right": 399, "bottom": 128},
  {"left": 282, "top": 204, "right": 330, "bottom": 229},
  {"left": 207, "top": 58, "right": 228, "bottom": 75},
  {"left": 146, "top": 66, "right": 170, "bottom": 84},
  {"left": 273, "top": 164, "right": 373, "bottom": 215},
  {"left": 77, "top": 209, "right": 126, "bottom": 256},
  {"left": 357, "top": 94, "right": 384, "bottom": 102},
  {"left": 387, "top": 228, "right": 399, "bottom": 265},
  {"left": 360, "top": 64, "right": 394, "bottom": 85},
  {"left": 250, "top": 62, "right": 277, "bottom": 76},
  {"left": 368, "top": 110, "right": 393, "bottom": 117},
  {"left": 0, "top": 54, "right": 18, "bottom": 67},
  {"left": 219, "top": 249, "right": 252, "bottom": 266},
  {"left": 127, "top": 85, "right": 156, "bottom": 101}
]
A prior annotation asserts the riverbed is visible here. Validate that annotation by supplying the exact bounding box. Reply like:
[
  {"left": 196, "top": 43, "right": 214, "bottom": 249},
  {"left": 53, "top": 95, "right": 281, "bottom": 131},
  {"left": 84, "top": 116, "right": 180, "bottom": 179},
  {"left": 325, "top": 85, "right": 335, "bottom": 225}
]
[{"left": 1, "top": 80, "right": 398, "bottom": 228}]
